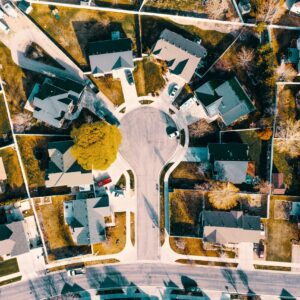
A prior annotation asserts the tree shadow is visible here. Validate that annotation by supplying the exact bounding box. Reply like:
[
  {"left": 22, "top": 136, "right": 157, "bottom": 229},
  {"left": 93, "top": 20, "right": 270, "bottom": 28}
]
[
  {"left": 221, "top": 268, "right": 237, "bottom": 293},
  {"left": 237, "top": 269, "right": 256, "bottom": 296},
  {"left": 61, "top": 282, "right": 91, "bottom": 299},
  {"left": 143, "top": 195, "right": 159, "bottom": 227}
]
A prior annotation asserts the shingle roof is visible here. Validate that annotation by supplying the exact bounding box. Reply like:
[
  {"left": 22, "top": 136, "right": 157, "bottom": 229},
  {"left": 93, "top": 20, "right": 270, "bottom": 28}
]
[
  {"left": 87, "top": 38, "right": 132, "bottom": 56},
  {"left": 208, "top": 143, "right": 249, "bottom": 161}
]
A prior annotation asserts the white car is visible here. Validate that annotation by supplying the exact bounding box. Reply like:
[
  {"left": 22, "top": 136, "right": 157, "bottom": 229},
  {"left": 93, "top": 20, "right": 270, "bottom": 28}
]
[
  {"left": 169, "top": 84, "right": 179, "bottom": 100},
  {"left": 67, "top": 268, "right": 85, "bottom": 277},
  {"left": 0, "top": 9, "right": 4, "bottom": 19},
  {"left": 168, "top": 130, "right": 179, "bottom": 139},
  {"left": 0, "top": 20, "right": 9, "bottom": 34},
  {"left": 2, "top": 3, "right": 17, "bottom": 18}
]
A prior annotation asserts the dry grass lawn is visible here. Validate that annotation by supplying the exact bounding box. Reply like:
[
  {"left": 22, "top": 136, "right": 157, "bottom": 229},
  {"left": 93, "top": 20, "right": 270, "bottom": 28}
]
[
  {"left": 36, "top": 195, "right": 91, "bottom": 261},
  {"left": 31, "top": 5, "right": 136, "bottom": 68},
  {"left": 0, "top": 95, "right": 11, "bottom": 137},
  {"left": 91, "top": 75, "right": 124, "bottom": 106},
  {"left": 171, "top": 162, "right": 205, "bottom": 180},
  {"left": 130, "top": 212, "right": 135, "bottom": 246},
  {"left": 92, "top": 212, "right": 126, "bottom": 255}
]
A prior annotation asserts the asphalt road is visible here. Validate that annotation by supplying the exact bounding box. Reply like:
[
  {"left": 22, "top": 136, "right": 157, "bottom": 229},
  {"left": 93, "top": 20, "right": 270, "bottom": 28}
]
[
  {"left": 119, "top": 107, "right": 178, "bottom": 260},
  {"left": 1, "top": 263, "right": 300, "bottom": 299}
]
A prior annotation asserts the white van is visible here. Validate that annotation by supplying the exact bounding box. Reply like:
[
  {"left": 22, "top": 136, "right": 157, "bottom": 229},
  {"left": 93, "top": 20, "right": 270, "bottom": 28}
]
[{"left": 0, "top": 20, "right": 9, "bottom": 34}]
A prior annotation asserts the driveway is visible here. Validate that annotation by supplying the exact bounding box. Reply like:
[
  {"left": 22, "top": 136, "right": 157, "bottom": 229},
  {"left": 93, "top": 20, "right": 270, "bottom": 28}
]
[{"left": 119, "top": 107, "right": 178, "bottom": 260}]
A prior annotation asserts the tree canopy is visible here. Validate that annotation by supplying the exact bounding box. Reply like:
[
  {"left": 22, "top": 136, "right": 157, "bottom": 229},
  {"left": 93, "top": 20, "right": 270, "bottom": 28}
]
[{"left": 71, "top": 121, "right": 122, "bottom": 171}]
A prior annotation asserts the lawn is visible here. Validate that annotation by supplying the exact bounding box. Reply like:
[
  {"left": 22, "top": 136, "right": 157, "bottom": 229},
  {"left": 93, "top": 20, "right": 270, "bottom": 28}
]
[
  {"left": 133, "top": 57, "right": 166, "bottom": 96},
  {"left": 169, "top": 189, "right": 204, "bottom": 236},
  {"left": 0, "top": 147, "right": 24, "bottom": 191},
  {"left": 95, "top": 0, "right": 137, "bottom": 7},
  {"left": 130, "top": 212, "right": 135, "bottom": 246},
  {"left": 0, "top": 276, "right": 22, "bottom": 286},
  {"left": 30, "top": 5, "right": 137, "bottom": 68},
  {"left": 265, "top": 196, "right": 300, "bottom": 262},
  {"left": 92, "top": 212, "right": 126, "bottom": 255},
  {"left": 91, "top": 75, "right": 124, "bottom": 106},
  {"left": 0, "top": 258, "right": 19, "bottom": 277},
  {"left": 170, "top": 162, "right": 206, "bottom": 181},
  {"left": 0, "top": 95, "right": 11, "bottom": 138},
  {"left": 35, "top": 195, "right": 91, "bottom": 261},
  {"left": 17, "top": 135, "right": 48, "bottom": 188}
]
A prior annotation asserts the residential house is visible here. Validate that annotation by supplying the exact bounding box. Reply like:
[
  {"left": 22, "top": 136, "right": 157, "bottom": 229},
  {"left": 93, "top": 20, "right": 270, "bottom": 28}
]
[
  {"left": 200, "top": 210, "right": 264, "bottom": 245},
  {"left": 238, "top": 0, "right": 251, "bottom": 15},
  {"left": 193, "top": 77, "right": 255, "bottom": 126},
  {"left": 152, "top": 29, "right": 207, "bottom": 83},
  {"left": 45, "top": 140, "right": 93, "bottom": 188},
  {"left": 87, "top": 37, "right": 134, "bottom": 78},
  {"left": 272, "top": 173, "right": 287, "bottom": 195},
  {"left": 290, "top": 0, "right": 300, "bottom": 15},
  {"left": 287, "top": 36, "right": 300, "bottom": 75},
  {"left": 0, "top": 157, "right": 7, "bottom": 193},
  {"left": 0, "top": 206, "right": 29, "bottom": 258},
  {"left": 27, "top": 77, "right": 86, "bottom": 128},
  {"left": 208, "top": 143, "right": 255, "bottom": 184},
  {"left": 63, "top": 194, "right": 114, "bottom": 245}
]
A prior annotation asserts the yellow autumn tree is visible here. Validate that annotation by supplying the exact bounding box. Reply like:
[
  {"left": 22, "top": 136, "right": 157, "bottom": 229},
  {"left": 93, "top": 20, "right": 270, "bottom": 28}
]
[{"left": 71, "top": 121, "right": 122, "bottom": 171}]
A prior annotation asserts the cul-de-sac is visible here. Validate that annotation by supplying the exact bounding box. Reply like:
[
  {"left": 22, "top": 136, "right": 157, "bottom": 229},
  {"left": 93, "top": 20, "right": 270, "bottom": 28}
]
[{"left": 0, "top": 0, "right": 300, "bottom": 299}]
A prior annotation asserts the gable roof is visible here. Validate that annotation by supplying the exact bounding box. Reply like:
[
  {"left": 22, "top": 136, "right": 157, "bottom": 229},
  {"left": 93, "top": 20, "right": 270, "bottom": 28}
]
[
  {"left": 88, "top": 38, "right": 134, "bottom": 75},
  {"left": 195, "top": 77, "right": 255, "bottom": 126},
  {"left": 208, "top": 143, "right": 250, "bottom": 162},
  {"left": 45, "top": 141, "right": 93, "bottom": 188},
  {"left": 0, "top": 221, "right": 29, "bottom": 256},
  {"left": 202, "top": 210, "right": 261, "bottom": 244},
  {"left": 64, "top": 196, "right": 111, "bottom": 245},
  {"left": 153, "top": 29, "right": 207, "bottom": 82}
]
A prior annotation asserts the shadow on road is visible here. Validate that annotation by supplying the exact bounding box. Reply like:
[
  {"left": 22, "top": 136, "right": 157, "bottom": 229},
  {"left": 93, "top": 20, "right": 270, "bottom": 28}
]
[
  {"left": 143, "top": 195, "right": 159, "bottom": 227},
  {"left": 237, "top": 269, "right": 256, "bottom": 296},
  {"left": 222, "top": 269, "right": 238, "bottom": 293}
]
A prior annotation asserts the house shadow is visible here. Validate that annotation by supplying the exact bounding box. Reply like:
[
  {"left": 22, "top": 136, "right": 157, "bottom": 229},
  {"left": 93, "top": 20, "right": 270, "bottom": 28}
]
[
  {"left": 280, "top": 288, "right": 296, "bottom": 300},
  {"left": 72, "top": 20, "right": 127, "bottom": 68}
]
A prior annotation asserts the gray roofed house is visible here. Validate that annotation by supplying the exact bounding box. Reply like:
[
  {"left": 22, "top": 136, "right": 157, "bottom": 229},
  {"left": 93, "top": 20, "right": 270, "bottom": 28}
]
[
  {"left": 87, "top": 38, "right": 134, "bottom": 77},
  {"left": 63, "top": 195, "right": 113, "bottom": 245},
  {"left": 27, "top": 77, "right": 86, "bottom": 128},
  {"left": 201, "top": 210, "right": 263, "bottom": 245},
  {"left": 45, "top": 140, "right": 93, "bottom": 188},
  {"left": 194, "top": 77, "right": 255, "bottom": 126},
  {"left": 152, "top": 29, "right": 207, "bottom": 83},
  {"left": 208, "top": 143, "right": 254, "bottom": 184},
  {"left": 0, "top": 207, "right": 29, "bottom": 257}
]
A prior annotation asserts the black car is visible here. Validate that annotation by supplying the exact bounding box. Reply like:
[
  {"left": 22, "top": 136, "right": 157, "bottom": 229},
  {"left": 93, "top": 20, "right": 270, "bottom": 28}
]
[{"left": 125, "top": 69, "right": 134, "bottom": 85}]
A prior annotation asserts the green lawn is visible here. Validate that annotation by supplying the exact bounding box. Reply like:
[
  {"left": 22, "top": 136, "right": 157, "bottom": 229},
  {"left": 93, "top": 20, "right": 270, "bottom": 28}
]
[
  {"left": 31, "top": 4, "right": 137, "bottom": 68},
  {"left": 133, "top": 57, "right": 166, "bottom": 96},
  {"left": 0, "top": 258, "right": 19, "bottom": 277}
]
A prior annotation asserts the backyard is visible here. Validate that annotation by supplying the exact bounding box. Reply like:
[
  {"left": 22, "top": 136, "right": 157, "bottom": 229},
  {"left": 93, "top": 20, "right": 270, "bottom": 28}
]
[
  {"left": 265, "top": 196, "right": 300, "bottom": 262},
  {"left": 91, "top": 75, "right": 124, "bottom": 106},
  {"left": 0, "top": 95, "right": 11, "bottom": 140},
  {"left": 92, "top": 212, "right": 126, "bottom": 255},
  {"left": 133, "top": 57, "right": 166, "bottom": 96},
  {"left": 30, "top": 4, "right": 137, "bottom": 68},
  {"left": 35, "top": 195, "right": 91, "bottom": 261},
  {"left": 0, "top": 258, "right": 19, "bottom": 278}
]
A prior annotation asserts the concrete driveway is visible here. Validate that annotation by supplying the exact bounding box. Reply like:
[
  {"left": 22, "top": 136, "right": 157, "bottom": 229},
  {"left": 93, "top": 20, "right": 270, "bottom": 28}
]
[{"left": 119, "top": 107, "right": 178, "bottom": 260}]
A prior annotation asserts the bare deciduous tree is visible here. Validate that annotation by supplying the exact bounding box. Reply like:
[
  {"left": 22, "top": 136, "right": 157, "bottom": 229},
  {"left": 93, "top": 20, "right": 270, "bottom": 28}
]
[
  {"left": 188, "top": 119, "right": 216, "bottom": 138},
  {"left": 276, "top": 63, "right": 297, "bottom": 82},
  {"left": 236, "top": 47, "right": 254, "bottom": 69},
  {"left": 204, "top": 0, "right": 228, "bottom": 19},
  {"left": 255, "top": 0, "right": 279, "bottom": 22}
]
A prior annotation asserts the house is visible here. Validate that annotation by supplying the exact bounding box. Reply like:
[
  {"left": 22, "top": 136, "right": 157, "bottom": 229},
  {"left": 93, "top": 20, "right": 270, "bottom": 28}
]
[
  {"left": 290, "top": 0, "right": 300, "bottom": 15},
  {"left": 63, "top": 194, "right": 114, "bottom": 245},
  {"left": 45, "top": 140, "right": 93, "bottom": 188},
  {"left": 272, "top": 173, "right": 287, "bottom": 195},
  {"left": 200, "top": 210, "right": 263, "bottom": 245},
  {"left": 194, "top": 77, "right": 255, "bottom": 126},
  {"left": 286, "top": 36, "right": 300, "bottom": 75},
  {"left": 0, "top": 207, "right": 29, "bottom": 258},
  {"left": 208, "top": 143, "right": 255, "bottom": 184},
  {"left": 87, "top": 37, "right": 134, "bottom": 77},
  {"left": 238, "top": 0, "right": 251, "bottom": 15},
  {"left": 27, "top": 77, "right": 86, "bottom": 128},
  {"left": 0, "top": 157, "right": 7, "bottom": 193},
  {"left": 152, "top": 29, "right": 207, "bottom": 83}
]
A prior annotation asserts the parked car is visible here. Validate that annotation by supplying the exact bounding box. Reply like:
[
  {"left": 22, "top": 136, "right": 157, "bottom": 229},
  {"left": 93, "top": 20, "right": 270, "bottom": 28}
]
[
  {"left": 0, "top": 9, "right": 4, "bottom": 18},
  {"left": 67, "top": 268, "right": 85, "bottom": 277},
  {"left": 2, "top": 3, "right": 17, "bottom": 18},
  {"left": 125, "top": 69, "right": 134, "bottom": 85},
  {"left": 97, "top": 177, "right": 112, "bottom": 187},
  {"left": 168, "top": 130, "right": 179, "bottom": 139},
  {"left": 0, "top": 20, "right": 9, "bottom": 33},
  {"left": 169, "top": 84, "right": 179, "bottom": 100}
]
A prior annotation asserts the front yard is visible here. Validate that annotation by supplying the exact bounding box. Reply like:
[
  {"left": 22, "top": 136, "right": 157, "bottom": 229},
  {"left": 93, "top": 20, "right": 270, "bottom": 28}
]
[
  {"left": 0, "top": 258, "right": 19, "bottom": 277},
  {"left": 91, "top": 75, "right": 125, "bottom": 106},
  {"left": 92, "top": 212, "right": 126, "bottom": 255},
  {"left": 133, "top": 57, "right": 166, "bottom": 96},
  {"left": 35, "top": 195, "right": 91, "bottom": 261},
  {"left": 31, "top": 4, "right": 137, "bottom": 68}
]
